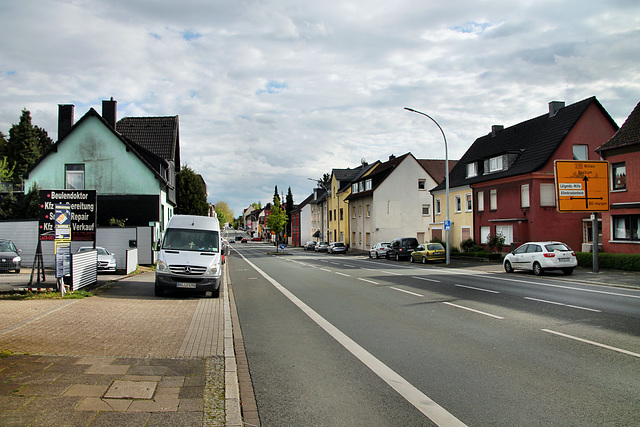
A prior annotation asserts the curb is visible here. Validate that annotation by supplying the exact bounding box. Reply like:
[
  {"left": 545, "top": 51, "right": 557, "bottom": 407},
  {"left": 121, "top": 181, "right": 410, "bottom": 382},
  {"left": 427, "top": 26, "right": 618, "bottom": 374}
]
[{"left": 224, "top": 262, "right": 243, "bottom": 426}]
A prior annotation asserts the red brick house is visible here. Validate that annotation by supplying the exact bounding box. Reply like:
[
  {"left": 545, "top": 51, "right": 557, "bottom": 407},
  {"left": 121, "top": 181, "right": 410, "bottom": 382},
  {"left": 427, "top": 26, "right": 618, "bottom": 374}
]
[
  {"left": 436, "top": 97, "right": 618, "bottom": 252},
  {"left": 595, "top": 101, "right": 640, "bottom": 254}
]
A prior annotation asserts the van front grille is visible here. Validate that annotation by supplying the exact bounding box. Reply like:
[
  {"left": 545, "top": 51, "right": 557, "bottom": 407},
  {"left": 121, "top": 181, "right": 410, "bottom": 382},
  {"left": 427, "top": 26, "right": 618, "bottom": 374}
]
[{"left": 168, "top": 265, "right": 207, "bottom": 275}]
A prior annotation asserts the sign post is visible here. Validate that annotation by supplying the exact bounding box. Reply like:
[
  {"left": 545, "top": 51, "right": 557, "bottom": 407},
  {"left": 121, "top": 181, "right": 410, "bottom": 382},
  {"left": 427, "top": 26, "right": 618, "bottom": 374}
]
[{"left": 554, "top": 161, "right": 609, "bottom": 273}]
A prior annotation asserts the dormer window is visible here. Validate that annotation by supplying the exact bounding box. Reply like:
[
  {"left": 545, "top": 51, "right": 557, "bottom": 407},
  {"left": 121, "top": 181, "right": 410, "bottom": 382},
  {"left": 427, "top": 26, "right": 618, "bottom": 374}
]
[
  {"left": 365, "top": 179, "right": 372, "bottom": 191},
  {"left": 489, "top": 156, "right": 503, "bottom": 172},
  {"left": 466, "top": 162, "right": 477, "bottom": 178}
]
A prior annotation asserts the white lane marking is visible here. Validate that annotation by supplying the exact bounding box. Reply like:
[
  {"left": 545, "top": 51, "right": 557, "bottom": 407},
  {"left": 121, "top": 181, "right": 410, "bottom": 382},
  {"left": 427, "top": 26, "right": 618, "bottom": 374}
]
[
  {"left": 343, "top": 264, "right": 356, "bottom": 268},
  {"left": 360, "top": 267, "right": 377, "bottom": 271},
  {"left": 455, "top": 284, "right": 500, "bottom": 294},
  {"left": 380, "top": 270, "right": 403, "bottom": 276},
  {"left": 525, "top": 297, "right": 601, "bottom": 312},
  {"left": 390, "top": 287, "right": 424, "bottom": 297},
  {"left": 442, "top": 302, "right": 504, "bottom": 320},
  {"left": 412, "top": 276, "right": 440, "bottom": 283},
  {"left": 541, "top": 329, "right": 640, "bottom": 358},
  {"left": 330, "top": 262, "right": 341, "bottom": 265},
  {"left": 335, "top": 272, "right": 351, "bottom": 277},
  {"left": 320, "top": 268, "right": 331, "bottom": 272},
  {"left": 237, "top": 252, "right": 466, "bottom": 426},
  {"left": 358, "top": 278, "right": 380, "bottom": 285}
]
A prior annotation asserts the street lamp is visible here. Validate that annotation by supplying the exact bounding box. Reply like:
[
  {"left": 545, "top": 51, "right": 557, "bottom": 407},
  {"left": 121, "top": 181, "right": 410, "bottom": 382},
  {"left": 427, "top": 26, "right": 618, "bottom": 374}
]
[{"left": 404, "top": 107, "right": 450, "bottom": 265}]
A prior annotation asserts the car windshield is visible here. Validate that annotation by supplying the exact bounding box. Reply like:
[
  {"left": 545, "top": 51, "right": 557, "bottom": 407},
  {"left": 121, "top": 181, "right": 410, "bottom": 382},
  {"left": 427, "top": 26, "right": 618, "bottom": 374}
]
[
  {"left": 162, "top": 228, "right": 219, "bottom": 252},
  {"left": 0, "top": 241, "right": 15, "bottom": 252},
  {"left": 545, "top": 243, "right": 571, "bottom": 252}
]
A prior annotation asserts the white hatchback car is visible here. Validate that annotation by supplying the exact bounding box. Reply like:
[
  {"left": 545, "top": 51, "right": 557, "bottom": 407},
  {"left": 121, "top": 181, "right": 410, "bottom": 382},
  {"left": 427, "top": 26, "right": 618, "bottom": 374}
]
[{"left": 503, "top": 241, "right": 577, "bottom": 276}]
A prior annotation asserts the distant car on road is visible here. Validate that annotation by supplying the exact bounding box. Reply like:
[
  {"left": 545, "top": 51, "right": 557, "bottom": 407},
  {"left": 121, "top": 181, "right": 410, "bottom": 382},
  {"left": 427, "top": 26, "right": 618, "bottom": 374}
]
[
  {"left": 241, "top": 238, "right": 248, "bottom": 243},
  {"left": 327, "top": 242, "right": 347, "bottom": 254},
  {"left": 386, "top": 237, "right": 419, "bottom": 261},
  {"left": 314, "top": 241, "right": 329, "bottom": 252},
  {"left": 503, "top": 241, "right": 577, "bottom": 276},
  {"left": 410, "top": 243, "right": 445, "bottom": 264},
  {"left": 304, "top": 241, "right": 317, "bottom": 251},
  {"left": 251, "top": 237, "right": 261, "bottom": 241},
  {"left": 77, "top": 246, "right": 117, "bottom": 273},
  {"left": 0, "top": 239, "right": 21, "bottom": 273},
  {"left": 369, "top": 242, "right": 391, "bottom": 259}
]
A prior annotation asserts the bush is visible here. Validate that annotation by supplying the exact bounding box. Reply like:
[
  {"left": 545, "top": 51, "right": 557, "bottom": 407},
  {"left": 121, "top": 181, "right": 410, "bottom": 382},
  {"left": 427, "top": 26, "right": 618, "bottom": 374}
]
[
  {"left": 460, "top": 238, "right": 476, "bottom": 252},
  {"left": 430, "top": 236, "right": 446, "bottom": 250},
  {"left": 577, "top": 252, "right": 640, "bottom": 271}
]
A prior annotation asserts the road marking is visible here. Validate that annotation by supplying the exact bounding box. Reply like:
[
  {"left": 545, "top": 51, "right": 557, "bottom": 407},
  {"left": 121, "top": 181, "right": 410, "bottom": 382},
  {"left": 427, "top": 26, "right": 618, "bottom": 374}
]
[
  {"left": 541, "top": 329, "right": 640, "bottom": 358},
  {"left": 390, "top": 287, "right": 424, "bottom": 297},
  {"left": 320, "top": 268, "right": 331, "bottom": 272},
  {"left": 335, "top": 272, "right": 350, "bottom": 277},
  {"left": 412, "top": 276, "right": 440, "bottom": 283},
  {"left": 455, "top": 284, "right": 500, "bottom": 294},
  {"left": 360, "top": 267, "right": 377, "bottom": 271},
  {"left": 358, "top": 278, "right": 379, "bottom": 285},
  {"left": 380, "top": 270, "right": 403, "bottom": 276},
  {"left": 525, "top": 297, "right": 601, "bottom": 312},
  {"left": 442, "top": 302, "right": 504, "bottom": 320},
  {"left": 237, "top": 252, "right": 466, "bottom": 426}
]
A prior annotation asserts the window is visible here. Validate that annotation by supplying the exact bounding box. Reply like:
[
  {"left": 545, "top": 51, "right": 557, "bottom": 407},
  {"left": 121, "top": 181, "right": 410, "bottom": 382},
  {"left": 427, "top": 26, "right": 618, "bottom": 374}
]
[
  {"left": 521, "top": 184, "right": 530, "bottom": 208},
  {"left": 366, "top": 205, "right": 370, "bottom": 217},
  {"left": 612, "top": 214, "right": 640, "bottom": 241},
  {"left": 480, "top": 226, "right": 490, "bottom": 244},
  {"left": 418, "top": 179, "right": 426, "bottom": 190},
  {"left": 466, "top": 162, "right": 477, "bottom": 178},
  {"left": 65, "top": 164, "right": 85, "bottom": 190},
  {"left": 465, "top": 193, "right": 472, "bottom": 212},
  {"left": 352, "top": 207, "right": 356, "bottom": 218},
  {"left": 435, "top": 198, "right": 441, "bottom": 215},
  {"left": 488, "top": 156, "right": 503, "bottom": 173},
  {"left": 455, "top": 195, "right": 462, "bottom": 213},
  {"left": 352, "top": 183, "right": 358, "bottom": 193},
  {"left": 422, "top": 204, "right": 430, "bottom": 216},
  {"left": 329, "top": 211, "right": 332, "bottom": 221},
  {"left": 540, "top": 184, "right": 556, "bottom": 207},
  {"left": 477, "top": 191, "right": 484, "bottom": 211},
  {"left": 612, "top": 162, "right": 626, "bottom": 190},
  {"left": 573, "top": 145, "right": 588, "bottom": 160},
  {"left": 340, "top": 208, "right": 343, "bottom": 220},
  {"left": 334, "top": 210, "right": 336, "bottom": 221},
  {"left": 358, "top": 205, "right": 361, "bottom": 217},
  {"left": 495, "top": 225, "right": 513, "bottom": 245},
  {"left": 365, "top": 179, "right": 372, "bottom": 191},
  {"left": 490, "top": 189, "right": 497, "bottom": 210}
]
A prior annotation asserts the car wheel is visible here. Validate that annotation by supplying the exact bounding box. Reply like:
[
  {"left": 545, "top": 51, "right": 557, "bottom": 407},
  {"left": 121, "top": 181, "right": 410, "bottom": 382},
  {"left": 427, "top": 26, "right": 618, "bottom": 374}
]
[
  {"left": 396, "top": 254, "right": 400, "bottom": 261},
  {"left": 504, "top": 260, "right": 514, "bottom": 273},
  {"left": 562, "top": 268, "right": 574, "bottom": 275},
  {"left": 533, "top": 262, "right": 544, "bottom": 276},
  {"left": 15, "top": 269, "right": 20, "bottom": 274},
  {"left": 369, "top": 252, "right": 372, "bottom": 258},
  {"left": 375, "top": 252, "right": 380, "bottom": 259},
  {"left": 211, "top": 287, "right": 220, "bottom": 298},
  {"left": 422, "top": 256, "right": 427, "bottom": 264},
  {"left": 386, "top": 253, "right": 390, "bottom": 260},
  {"left": 410, "top": 256, "right": 415, "bottom": 263}
]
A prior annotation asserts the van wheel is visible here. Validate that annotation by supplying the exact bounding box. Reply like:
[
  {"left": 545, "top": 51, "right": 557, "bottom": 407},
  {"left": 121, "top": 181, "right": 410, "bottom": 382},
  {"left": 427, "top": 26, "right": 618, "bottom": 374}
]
[
  {"left": 211, "top": 287, "right": 220, "bottom": 298},
  {"left": 504, "top": 260, "right": 514, "bottom": 273},
  {"left": 533, "top": 262, "right": 544, "bottom": 276},
  {"left": 154, "top": 285, "right": 163, "bottom": 297}
]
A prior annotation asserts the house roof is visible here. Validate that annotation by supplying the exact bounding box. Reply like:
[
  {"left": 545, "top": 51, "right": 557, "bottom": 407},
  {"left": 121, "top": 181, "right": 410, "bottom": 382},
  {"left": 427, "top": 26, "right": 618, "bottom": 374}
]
[
  {"left": 596, "top": 100, "right": 640, "bottom": 154},
  {"left": 345, "top": 153, "right": 412, "bottom": 201},
  {"left": 24, "top": 108, "right": 168, "bottom": 185},
  {"left": 332, "top": 162, "right": 377, "bottom": 193},
  {"left": 432, "top": 96, "right": 618, "bottom": 192},
  {"left": 417, "top": 159, "right": 457, "bottom": 185},
  {"left": 116, "top": 116, "right": 180, "bottom": 169}
]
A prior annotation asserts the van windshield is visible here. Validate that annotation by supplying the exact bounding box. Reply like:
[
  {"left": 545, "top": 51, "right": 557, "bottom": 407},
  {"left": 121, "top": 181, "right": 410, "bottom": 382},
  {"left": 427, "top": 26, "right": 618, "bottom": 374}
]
[{"left": 162, "top": 229, "right": 219, "bottom": 252}]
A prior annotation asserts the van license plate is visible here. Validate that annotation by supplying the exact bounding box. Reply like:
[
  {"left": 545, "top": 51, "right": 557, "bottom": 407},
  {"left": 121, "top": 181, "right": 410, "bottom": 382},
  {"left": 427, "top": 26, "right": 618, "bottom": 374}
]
[{"left": 177, "top": 283, "right": 196, "bottom": 289}]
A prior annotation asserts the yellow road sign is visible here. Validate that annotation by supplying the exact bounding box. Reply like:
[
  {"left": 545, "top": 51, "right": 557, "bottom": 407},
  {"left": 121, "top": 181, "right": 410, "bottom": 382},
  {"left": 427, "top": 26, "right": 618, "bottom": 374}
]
[{"left": 554, "top": 160, "right": 609, "bottom": 212}]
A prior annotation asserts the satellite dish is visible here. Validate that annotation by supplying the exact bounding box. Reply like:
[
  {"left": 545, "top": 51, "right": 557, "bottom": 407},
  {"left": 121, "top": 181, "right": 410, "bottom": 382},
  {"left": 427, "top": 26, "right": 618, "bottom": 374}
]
[{"left": 361, "top": 158, "right": 367, "bottom": 165}]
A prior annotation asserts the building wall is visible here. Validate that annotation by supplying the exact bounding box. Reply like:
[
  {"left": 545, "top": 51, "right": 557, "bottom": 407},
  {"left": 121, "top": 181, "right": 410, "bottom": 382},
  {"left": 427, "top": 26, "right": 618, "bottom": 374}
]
[
  {"left": 299, "top": 203, "right": 312, "bottom": 245},
  {"left": 432, "top": 185, "right": 472, "bottom": 249}
]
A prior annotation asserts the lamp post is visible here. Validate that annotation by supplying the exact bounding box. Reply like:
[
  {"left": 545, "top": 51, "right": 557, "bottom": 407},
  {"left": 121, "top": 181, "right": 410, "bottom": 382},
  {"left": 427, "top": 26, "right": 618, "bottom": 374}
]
[{"left": 404, "top": 107, "right": 450, "bottom": 265}]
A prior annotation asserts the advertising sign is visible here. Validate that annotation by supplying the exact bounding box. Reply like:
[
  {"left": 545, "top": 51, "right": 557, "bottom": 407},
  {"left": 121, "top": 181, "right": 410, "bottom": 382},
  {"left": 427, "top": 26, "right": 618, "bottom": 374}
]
[
  {"left": 554, "top": 161, "right": 609, "bottom": 212},
  {"left": 39, "top": 190, "right": 97, "bottom": 241}
]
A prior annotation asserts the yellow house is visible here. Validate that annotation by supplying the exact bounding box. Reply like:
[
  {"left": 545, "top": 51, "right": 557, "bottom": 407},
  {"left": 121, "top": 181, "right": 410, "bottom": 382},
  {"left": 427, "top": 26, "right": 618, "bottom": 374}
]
[
  {"left": 327, "top": 163, "right": 376, "bottom": 244},
  {"left": 431, "top": 184, "right": 474, "bottom": 250}
]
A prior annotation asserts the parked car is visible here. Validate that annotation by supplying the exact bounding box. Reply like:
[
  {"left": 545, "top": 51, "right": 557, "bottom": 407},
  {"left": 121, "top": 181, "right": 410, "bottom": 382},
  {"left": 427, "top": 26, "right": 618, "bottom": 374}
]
[
  {"left": 386, "top": 237, "right": 419, "bottom": 261},
  {"left": 235, "top": 236, "right": 243, "bottom": 241},
  {"left": 77, "top": 246, "right": 117, "bottom": 273},
  {"left": 369, "top": 242, "right": 391, "bottom": 259},
  {"left": 251, "top": 237, "right": 261, "bottom": 241},
  {"left": 410, "top": 243, "right": 445, "bottom": 264},
  {"left": 241, "top": 238, "right": 248, "bottom": 243},
  {"left": 327, "top": 242, "right": 347, "bottom": 254},
  {"left": 314, "top": 241, "right": 329, "bottom": 252},
  {"left": 503, "top": 241, "right": 577, "bottom": 276},
  {"left": 0, "top": 239, "right": 21, "bottom": 273},
  {"left": 304, "top": 241, "right": 317, "bottom": 251}
]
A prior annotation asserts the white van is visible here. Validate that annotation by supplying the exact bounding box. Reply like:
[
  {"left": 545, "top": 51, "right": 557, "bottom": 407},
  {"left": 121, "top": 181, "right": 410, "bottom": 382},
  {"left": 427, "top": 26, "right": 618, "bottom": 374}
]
[{"left": 155, "top": 215, "right": 223, "bottom": 297}]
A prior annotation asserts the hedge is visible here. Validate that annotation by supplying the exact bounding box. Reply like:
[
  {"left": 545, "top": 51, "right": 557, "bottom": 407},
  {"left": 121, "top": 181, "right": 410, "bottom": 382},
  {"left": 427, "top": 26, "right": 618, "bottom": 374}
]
[{"left": 576, "top": 252, "right": 640, "bottom": 272}]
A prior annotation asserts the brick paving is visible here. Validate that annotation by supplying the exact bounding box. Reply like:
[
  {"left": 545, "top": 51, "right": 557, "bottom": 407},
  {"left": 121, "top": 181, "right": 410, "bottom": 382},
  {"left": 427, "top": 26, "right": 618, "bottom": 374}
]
[{"left": 0, "top": 271, "right": 231, "bottom": 426}]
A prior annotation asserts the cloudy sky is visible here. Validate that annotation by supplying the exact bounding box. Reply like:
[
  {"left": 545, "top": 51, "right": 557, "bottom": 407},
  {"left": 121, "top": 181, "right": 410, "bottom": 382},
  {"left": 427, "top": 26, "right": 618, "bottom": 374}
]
[{"left": 1, "top": 0, "right": 639, "bottom": 217}]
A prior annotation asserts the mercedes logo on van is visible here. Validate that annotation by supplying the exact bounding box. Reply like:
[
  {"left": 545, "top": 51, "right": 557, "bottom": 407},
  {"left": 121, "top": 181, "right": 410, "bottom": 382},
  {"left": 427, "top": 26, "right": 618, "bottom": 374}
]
[{"left": 183, "top": 266, "right": 191, "bottom": 274}]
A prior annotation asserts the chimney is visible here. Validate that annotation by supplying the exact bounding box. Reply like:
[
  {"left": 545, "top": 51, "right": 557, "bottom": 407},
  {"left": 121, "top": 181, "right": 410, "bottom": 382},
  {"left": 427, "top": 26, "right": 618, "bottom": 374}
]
[
  {"left": 389, "top": 154, "right": 396, "bottom": 161},
  {"left": 102, "top": 97, "right": 117, "bottom": 128},
  {"left": 549, "top": 101, "right": 565, "bottom": 117},
  {"left": 58, "top": 104, "right": 74, "bottom": 141},
  {"left": 491, "top": 125, "right": 504, "bottom": 137}
]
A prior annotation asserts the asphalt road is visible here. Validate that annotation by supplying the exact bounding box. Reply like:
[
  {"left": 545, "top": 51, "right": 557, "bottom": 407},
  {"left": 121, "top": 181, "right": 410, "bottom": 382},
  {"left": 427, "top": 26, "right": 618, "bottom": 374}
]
[{"left": 229, "top": 242, "right": 640, "bottom": 426}]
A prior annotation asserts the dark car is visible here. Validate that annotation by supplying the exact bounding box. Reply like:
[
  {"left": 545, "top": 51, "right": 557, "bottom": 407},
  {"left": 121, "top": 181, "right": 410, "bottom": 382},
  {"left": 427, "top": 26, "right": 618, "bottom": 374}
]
[
  {"left": 0, "top": 239, "right": 21, "bottom": 273},
  {"left": 327, "top": 242, "right": 347, "bottom": 254},
  {"left": 386, "top": 237, "right": 419, "bottom": 261},
  {"left": 241, "top": 238, "right": 248, "bottom": 243},
  {"left": 304, "top": 241, "right": 317, "bottom": 251}
]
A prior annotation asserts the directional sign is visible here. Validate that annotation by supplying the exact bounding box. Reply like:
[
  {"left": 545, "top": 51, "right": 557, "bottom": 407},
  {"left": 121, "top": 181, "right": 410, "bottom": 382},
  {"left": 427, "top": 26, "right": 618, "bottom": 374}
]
[{"left": 554, "top": 160, "right": 609, "bottom": 212}]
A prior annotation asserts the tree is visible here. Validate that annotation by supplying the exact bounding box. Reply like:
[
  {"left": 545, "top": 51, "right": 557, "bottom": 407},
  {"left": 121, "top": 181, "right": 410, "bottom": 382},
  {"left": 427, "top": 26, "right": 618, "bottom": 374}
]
[
  {"left": 214, "top": 201, "right": 234, "bottom": 225},
  {"left": 273, "top": 185, "right": 279, "bottom": 205},
  {"left": 20, "top": 183, "right": 40, "bottom": 219},
  {"left": 285, "top": 186, "right": 294, "bottom": 235},
  {"left": 266, "top": 195, "right": 288, "bottom": 252},
  {"left": 0, "top": 193, "right": 20, "bottom": 220},
  {"left": 176, "top": 165, "right": 209, "bottom": 216},
  {"left": 0, "top": 156, "right": 15, "bottom": 190},
  {"left": 251, "top": 202, "right": 262, "bottom": 210},
  {"left": 6, "top": 109, "right": 52, "bottom": 181},
  {"left": 314, "top": 173, "right": 331, "bottom": 190}
]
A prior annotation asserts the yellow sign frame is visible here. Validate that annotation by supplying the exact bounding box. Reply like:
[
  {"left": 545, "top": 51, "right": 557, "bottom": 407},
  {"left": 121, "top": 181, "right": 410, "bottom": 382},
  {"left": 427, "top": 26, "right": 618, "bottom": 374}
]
[{"left": 554, "top": 160, "right": 609, "bottom": 212}]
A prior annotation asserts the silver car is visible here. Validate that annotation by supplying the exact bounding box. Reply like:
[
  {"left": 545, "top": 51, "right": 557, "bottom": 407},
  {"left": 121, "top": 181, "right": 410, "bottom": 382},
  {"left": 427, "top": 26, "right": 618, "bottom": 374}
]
[
  {"left": 0, "top": 239, "right": 21, "bottom": 273},
  {"left": 77, "top": 246, "right": 117, "bottom": 273},
  {"left": 327, "top": 242, "right": 347, "bottom": 254},
  {"left": 369, "top": 242, "right": 390, "bottom": 259}
]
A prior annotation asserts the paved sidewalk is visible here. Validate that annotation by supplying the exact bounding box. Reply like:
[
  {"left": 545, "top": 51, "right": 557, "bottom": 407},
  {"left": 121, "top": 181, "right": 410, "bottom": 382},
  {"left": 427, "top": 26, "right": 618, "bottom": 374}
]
[{"left": 0, "top": 268, "right": 239, "bottom": 426}]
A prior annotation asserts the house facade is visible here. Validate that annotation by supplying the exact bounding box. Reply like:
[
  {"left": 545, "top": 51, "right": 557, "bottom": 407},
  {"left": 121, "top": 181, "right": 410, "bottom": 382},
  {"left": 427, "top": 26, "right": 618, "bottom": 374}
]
[
  {"left": 596, "top": 101, "right": 640, "bottom": 254},
  {"left": 432, "top": 97, "right": 618, "bottom": 253},
  {"left": 346, "top": 153, "right": 448, "bottom": 250},
  {"left": 291, "top": 193, "right": 314, "bottom": 246},
  {"left": 309, "top": 188, "right": 327, "bottom": 242},
  {"left": 24, "top": 99, "right": 179, "bottom": 233},
  {"left": 431, "top": 184, "right": 472, "bottom": 249}
]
